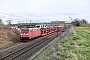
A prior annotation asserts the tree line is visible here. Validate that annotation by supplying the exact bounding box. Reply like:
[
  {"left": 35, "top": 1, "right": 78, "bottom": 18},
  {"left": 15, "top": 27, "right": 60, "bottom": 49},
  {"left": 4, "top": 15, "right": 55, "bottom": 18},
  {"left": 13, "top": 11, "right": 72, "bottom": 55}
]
[{"left": 71, "top": 18, "right": 88, "bottom": 26}]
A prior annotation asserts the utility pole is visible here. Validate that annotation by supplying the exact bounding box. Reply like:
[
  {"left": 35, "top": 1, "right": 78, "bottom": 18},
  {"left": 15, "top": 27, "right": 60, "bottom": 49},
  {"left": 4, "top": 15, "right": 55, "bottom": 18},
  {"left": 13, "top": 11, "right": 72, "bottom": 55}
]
[
  {"left": 38, "top": 20, "right": 39, "bottom": 23},
  {"left": 69, "top": 16, "right": 74, "bottom": 27},
  {"left": 30, "top": 20, "right": 31, "bottom": 28},
  {"left": 43, "top": 20, "right": 44, "bottom": 25},
  {"left": 6, "top": 20, "right": 12, "bottom": 26},
  {"left": 57, "top": 20, "right": 58, "bottom": 37}
]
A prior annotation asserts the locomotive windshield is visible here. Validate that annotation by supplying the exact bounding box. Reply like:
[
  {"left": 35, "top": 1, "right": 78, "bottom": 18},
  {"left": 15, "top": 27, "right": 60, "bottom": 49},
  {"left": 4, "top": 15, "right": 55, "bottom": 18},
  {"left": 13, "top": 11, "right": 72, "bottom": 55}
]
[{"left": 21, "top": 29, "right": 29, "bottom": 32}]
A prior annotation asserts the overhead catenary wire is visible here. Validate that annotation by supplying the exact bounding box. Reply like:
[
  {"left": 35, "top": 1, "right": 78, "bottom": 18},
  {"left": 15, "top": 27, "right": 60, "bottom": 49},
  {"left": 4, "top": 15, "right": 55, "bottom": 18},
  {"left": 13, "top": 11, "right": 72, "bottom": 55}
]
[{"left": 0, "top": 12, "right": 31, "bottom": 24}]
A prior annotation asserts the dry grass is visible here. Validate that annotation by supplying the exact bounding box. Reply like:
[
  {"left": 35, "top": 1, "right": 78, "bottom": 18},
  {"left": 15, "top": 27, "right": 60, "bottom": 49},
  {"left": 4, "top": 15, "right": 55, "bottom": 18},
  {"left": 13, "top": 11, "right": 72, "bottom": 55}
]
[
  {"left": 0, "top": 24, "right": 19, "bottom": 47},
  {"left": 84, "top": 27, "right": 90, "bottom": 32}
]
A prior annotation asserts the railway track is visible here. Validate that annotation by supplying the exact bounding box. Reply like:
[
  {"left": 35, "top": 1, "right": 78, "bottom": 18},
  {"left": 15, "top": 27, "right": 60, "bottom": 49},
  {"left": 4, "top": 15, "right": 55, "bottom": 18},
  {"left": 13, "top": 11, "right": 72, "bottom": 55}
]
[
  {"left": 0, "top": 27, "right": 71, "bottom": 60},
  {"left": 0, "top": 32, "right": 57, "bottom": 60},
  {"left": 0, "top": 42, "right": 22, "bottom": 51}
]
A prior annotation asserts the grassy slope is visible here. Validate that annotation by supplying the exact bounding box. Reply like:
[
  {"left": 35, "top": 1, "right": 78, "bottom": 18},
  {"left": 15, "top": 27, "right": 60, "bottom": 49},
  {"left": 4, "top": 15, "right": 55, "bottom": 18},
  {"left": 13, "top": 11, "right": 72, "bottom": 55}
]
[
  {"left": 75, "top": 27, "right": 90, "bottom": 60},
  {"left": 33, "top": 27, "right": 90, "bottom": 60}
]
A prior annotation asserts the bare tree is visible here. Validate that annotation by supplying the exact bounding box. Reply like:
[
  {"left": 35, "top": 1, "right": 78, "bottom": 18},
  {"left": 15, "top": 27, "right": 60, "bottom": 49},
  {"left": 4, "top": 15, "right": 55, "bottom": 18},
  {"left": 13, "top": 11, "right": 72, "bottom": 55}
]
[
  {"left": 72, "top": 18, "right": 80, "bottom": 26},
  {"left": 0, "top": 19, "right": 2, "bottom": 24},
  {"left": 6, "top": 20, "right": 12, "bottom": 26},
  {"left": 80, "top": 19, "right": 88, "bottom": 24}
]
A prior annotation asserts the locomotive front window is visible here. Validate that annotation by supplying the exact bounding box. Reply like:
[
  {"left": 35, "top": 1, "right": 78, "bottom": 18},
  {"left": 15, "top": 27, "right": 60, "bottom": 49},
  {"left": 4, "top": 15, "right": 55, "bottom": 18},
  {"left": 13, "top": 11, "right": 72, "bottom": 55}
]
[{"left": 21, "top": 29, "right": 29, "bottom": 32}]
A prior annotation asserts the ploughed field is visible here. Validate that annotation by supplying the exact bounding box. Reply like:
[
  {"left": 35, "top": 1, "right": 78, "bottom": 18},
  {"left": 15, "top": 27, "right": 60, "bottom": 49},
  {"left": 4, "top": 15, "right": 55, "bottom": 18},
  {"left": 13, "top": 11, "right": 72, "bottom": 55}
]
[{"left": 33, "top": 27, "right": 90, "bottom": 60}]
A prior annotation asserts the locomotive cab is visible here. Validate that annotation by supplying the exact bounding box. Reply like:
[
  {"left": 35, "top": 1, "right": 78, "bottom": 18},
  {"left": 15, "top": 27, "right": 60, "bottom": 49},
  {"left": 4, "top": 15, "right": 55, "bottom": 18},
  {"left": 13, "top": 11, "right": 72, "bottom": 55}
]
[{"left": 20, "top": 28, "right": 31, "bottom": 41}]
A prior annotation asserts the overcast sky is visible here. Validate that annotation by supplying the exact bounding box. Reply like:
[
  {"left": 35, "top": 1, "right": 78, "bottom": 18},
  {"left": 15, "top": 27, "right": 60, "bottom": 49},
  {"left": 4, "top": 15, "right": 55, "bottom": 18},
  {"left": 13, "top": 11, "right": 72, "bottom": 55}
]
[{"left": 0, "top": 0, "right": 90, "bottom": 24}]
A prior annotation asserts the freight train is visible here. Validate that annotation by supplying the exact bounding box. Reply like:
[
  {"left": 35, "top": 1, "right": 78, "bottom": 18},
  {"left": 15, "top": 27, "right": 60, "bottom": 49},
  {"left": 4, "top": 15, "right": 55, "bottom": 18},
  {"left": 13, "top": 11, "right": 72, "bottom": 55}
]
[{"left": 20, "top": 25, "right": 69, "bottom": 41}]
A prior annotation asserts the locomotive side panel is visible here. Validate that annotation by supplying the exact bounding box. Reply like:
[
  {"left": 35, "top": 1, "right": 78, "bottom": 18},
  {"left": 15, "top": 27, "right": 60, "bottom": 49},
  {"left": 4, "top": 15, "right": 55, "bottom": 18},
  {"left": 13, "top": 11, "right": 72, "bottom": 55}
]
[
  {"left": 20, "top": 28, "right": 41, "bottom": 41},
  {"left": 32, "top": 28, "right": 41, "bottom": 38}
]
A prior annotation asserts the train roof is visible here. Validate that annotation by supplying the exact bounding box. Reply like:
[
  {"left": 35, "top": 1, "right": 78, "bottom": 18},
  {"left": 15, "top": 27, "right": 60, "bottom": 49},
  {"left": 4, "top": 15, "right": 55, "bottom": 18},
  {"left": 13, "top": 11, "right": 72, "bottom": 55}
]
[{"left": 21, "top": 27, "right": 40, "bottom": 30}]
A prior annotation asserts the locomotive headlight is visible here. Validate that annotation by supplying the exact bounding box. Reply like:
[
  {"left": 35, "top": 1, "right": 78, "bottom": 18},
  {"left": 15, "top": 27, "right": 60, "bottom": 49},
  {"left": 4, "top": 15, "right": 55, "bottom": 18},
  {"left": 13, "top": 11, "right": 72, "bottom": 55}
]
[
  {"left": 26, "top": 34, "right": 29, "bottom": 35},
  {"left": 21, "top": 34, "right": 23, "bottom": 35}
]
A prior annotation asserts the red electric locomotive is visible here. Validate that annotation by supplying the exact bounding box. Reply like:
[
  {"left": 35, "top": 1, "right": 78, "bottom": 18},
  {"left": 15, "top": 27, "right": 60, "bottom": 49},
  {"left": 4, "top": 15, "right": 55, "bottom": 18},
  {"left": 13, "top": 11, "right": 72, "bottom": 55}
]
[{"left": 20, "top": 28, "right": 41, "bottom": 41}]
